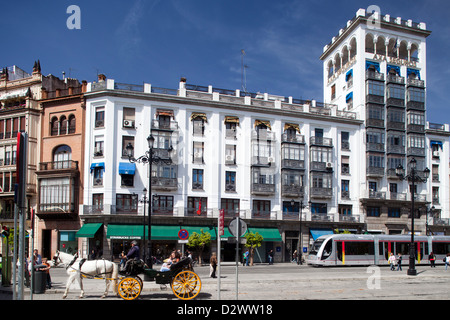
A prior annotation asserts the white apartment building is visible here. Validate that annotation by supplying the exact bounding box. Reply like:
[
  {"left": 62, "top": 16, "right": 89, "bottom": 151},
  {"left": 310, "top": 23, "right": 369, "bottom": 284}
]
[
  {"left": 77, "top": 9, "right": 449, "bottom": 262},
  {"left": 321, "top": 8, "right": 449, "bottom": 234}
]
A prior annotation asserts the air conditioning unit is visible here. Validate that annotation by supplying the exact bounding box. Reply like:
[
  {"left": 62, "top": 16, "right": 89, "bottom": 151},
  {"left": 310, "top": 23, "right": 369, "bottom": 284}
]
[
  {"left": 225, "top": 155, "right": 234, "bottom": 162},
  {"left": 194, "top": 152, "right": 202, "bottom": 158},
  {"left": 326, "top": 162, "right": 333, "bottom": 168},
  {"left": 95, "top": 120, "right": 104, "bottom": 127},
  {"left": 123, "top": 120, "right": 135, "bottom": 128},
  {"left": 268, "top": 157, "right": 275, "bottom": 163},
  {"left": 432, "top": 150, "right": 440, "bottom": 158}
]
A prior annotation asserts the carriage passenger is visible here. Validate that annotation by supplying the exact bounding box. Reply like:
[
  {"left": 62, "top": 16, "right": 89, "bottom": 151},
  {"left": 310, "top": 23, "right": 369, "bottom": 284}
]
[{"left": 160, "top": 251, "right": 180, "bottom": 272}]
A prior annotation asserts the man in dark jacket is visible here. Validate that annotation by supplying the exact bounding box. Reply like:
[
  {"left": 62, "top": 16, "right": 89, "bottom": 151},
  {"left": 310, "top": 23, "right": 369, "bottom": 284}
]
[{"left": 121, "top": 240, "right": 140, "bottom": 274}]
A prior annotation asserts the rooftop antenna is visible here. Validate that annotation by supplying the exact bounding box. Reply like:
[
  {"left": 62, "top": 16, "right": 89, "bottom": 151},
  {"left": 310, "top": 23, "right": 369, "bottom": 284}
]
[{"left": 241, "top": 49, "right": 248, "bottom": 93}]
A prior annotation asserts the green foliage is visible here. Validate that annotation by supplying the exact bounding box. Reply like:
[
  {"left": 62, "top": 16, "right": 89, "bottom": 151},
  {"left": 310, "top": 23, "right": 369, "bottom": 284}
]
[
  {"left": 187, "top": 229, "right": 211, "bottom": 264},
  {"left": 244, "top": 231, "right": 263, "bottom": 266}
]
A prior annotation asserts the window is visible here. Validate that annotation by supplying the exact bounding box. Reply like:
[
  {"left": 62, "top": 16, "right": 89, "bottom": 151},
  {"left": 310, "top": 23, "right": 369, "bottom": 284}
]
[
  {"left": 221, "top": 198, "right": 239, "bottom": 216},
  {"left": 225, "top": 145, "right": 236, "bottom": 164},
  {"left": 225, "top": 121, "right": 237, "bottom": 139},
  {"left": 366, "top": 130, "right": 384, "bottom": 144},
  {"left": 311, "top": 172, "right": 332, "bottom": 189},
  {"left": 153, "top": 195, "right": 174, "bottom": 214},
  {"left": 341, "top": 156, "right": 350, "bottom": 174},
  {"left": 388, "top": 208, "right": 400, "bottom": 218},
  {"left": 92, "top": 194, "right": 103, "bottom": 212},
  {"left": 367, "top": 104, "right": 384, "bottom": 120},
  {"left": 51, "top": 117, "right": 59, "bottom": 136},
  {"left": 367, "top": 80, "right": 385, "bottom": 96},
  {"left": 116, "top": 194, "right": 138, "bottom": 213},
  {"left": 341, "top": 132, "right": 350, "bottom": 150},
  {"left": 120, "top": 174, "right": 134, "bottom": 187},
  {"left": 387, "top": 157, "right": 403, "bottom": 170},
  {"left": 252, "top": 167, "right": 274, "bottom": 185},
  {"left": 193, "top": 141, "right": 204, "bottom": 163},
  {"left": 68, "top": 115, "right": 76, "bottom": 134},
  {"left": 252, "top": 200, "right": 270, "bottom": 216},
  {"left": 60, "top": 116, "right": 67, "bottom": 134},
  {"left": 94, "top": 139, "right": 104, "bottom": 157},
  {"left": 432, "top": 187, "right": 440, "bottom": 204},
  {"left": 387, "top": 84, "right": 405, "bottom": 100},
  {"left": 123, "top": 107, "right": 135, "bottom": 128},
  {"left": 387, "top": 110, "right": 405, "bottom": 123},
  {"left": 153, "top": 131, "right": 171, "bottom": 150},
  {"left": 367, "top": 206, "right": 380, "bottom": 217},
  {"left": 192, "top": 117, "right": 205, "bottom": 136},
  {"left": 122, "top": 136, "right": 134, "bottom": 157},
  {"left": 225, "top": 171, "right": 236, "bottom": 191},
  {"left": 187, "top": 197, "right": 207, "bottom": 216},
  {"left": 407, "top": 135, "right": 425, "bottom": 148},
  {"left": 389, "top": 183, "right": 398, "bottom": 193},
  {"left": 408, "top": 87, "right": 425, "bottom": 102},
  {"left": 93, "top": 167, "right": 103, "bottom": 186},
  {"left": 39, "top": 177, "right": 73, "bottom": 212},
  {"left": 310, "top": 203, "right": 327, "bottom": 214},
  {"left": 282, "top": 143, "right": 304, "bottom": 160},
  {"left": 53, "top": 145, "right": 72, "bottom": 168},
  {"left": 407, "top": 112, "right": 424, "bottom": 125},
  {"left": 192, "top": 169, "right": 203, "bottom": 190},
  {"left": 368, "top": 155, "right": 384, "bottom": 168},
  {"left": 369, "top": 181, "right": 377, "bottom": 192},
  {"left": 310, "top": 147, "right": 332, "bottom": 163},
  {"left": 95, "top": 107, "right": 105, "bottom": 128},
  {"left": 341, "top": 180, "right": 350, "bottom": 199}
]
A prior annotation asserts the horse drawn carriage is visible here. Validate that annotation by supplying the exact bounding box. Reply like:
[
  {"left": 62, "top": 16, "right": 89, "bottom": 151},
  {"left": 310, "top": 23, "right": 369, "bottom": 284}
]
[
  {"left": 52, "top": 251, "right": 202, "bottom": 300},
  {"left": 118, "top": 257, "right": 202, "bottom": 300}
]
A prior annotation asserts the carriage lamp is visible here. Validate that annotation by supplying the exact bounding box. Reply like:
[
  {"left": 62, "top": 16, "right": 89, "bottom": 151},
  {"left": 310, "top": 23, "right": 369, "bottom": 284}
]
[{"left": 396, "top": 157, "right": 430, "bottom": 276}]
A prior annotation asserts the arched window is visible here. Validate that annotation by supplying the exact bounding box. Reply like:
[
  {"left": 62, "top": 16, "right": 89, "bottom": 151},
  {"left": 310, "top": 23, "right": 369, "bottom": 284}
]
[
  {"left": 342, "top": 46, "right": 349, "bottom": 65},
  {"left": 399, "top": 41, "right": 408, "bottom": 60},
  {"left": 365, "top": 34, "right": 374, "bottom": 53},
  {"left": 51, "top": 117, "right": 59, "bottom": 136},
  {"left": 53, "top": 145, "right": 72, "bottom": 169},
  {"left": 68, "top": 115, "right": 76, "bottom": 134},
  {"left": 410, "top": 43, "right": 419, "bottom": 62},
  {"left": 349, "top": 38, "right": 357, "bottom": 58},
  {"left": 60, "top": 116, "right": 68, "bottom": 135},
  {"left": 376, "top": 36, "right": 386, "bottom": 55}
]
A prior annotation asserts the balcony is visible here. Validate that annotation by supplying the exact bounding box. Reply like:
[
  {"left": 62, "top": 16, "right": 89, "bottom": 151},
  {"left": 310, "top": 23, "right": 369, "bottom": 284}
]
[
  {"left": 281, "top": 185, "right": 304, "bottom": 198},
  {"left": 281, "top": 133, "right": 305, "bottom": 144},
  {"left": 39, "top": 160, "right": 79, "bottom": 171},
  {"left": 407, "top": 78, "right": 425, "bottom": 88},
  {"left": 386, "top": 98, "right": 405, "bottom": 108},
  {"left": 311, "top": 213, "right": 334, "bottom": 222},
  {"left": 251, "top": 210, "right": 274, "bottom": 220},
  {"left": 37, "top": 203, "right": 77, "bottom": 220},
  {"left": 366, "top": 94, "right": 384, "bottom": 104},
  {"left": 386, "top": 121, "right": 405, "bottom": 131},
  {"left": 151, "top": 177, "right": 178, "bottom": 190},
  {"left": 407, "top": 147, "right": 425, "bottom": 157},
  {"left": 387, "top": 74, "right": 405, "bottom": 85},
  {"left": 407, "top": 100, "right": 425, "bottom": 111},
  {"left": 310, "top": 187, "right": 332, "bottom": 199},
  {"left": 366, "top": 70, "right": 385, "bottom": 81},
  {"left": 310, "top": 136, "right": 333, "bottom": 147},
  {"left": 251, "top": 183, "right": 275, "bottom": 195},
  {"left": 151, "top": 119, "right": 178, "bottom": 131},
  {"left": 281, "top": 159, "right": 305, "bottom": 170},
  {"left": 406, "top": 123, "right": 425, "bottom": 133},
  {"left": 386, "top": 144, "right": 405, "bottom": 154},
  {"left": 366, "top": 142, "right": 385, "bottom": 152},
  {"left": 366, "top": 118, "right": 385, "bottom": 128},
  {"left": 366, "top": 166, "right": 385, "bottom": 176}
]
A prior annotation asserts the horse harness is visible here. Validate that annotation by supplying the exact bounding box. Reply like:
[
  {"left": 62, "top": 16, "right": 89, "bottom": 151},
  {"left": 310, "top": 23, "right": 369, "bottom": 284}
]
[{"left": 56, "top": 252, "right": 113, "bottom": 281}]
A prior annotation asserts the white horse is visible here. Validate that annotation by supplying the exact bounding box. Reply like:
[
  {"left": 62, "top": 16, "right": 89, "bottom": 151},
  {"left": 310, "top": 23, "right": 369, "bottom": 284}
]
[{"left": 52, "top": 251, "right": 119, "bottom": 299}]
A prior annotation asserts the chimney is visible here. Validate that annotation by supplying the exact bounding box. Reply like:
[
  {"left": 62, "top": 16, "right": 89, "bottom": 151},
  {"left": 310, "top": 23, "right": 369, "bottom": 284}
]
[
  {"left": 98, "top": 74, "right": 106, "bottom": 82},
  {"left": 81, "top": 80, "right": 87, "bottom": 93}
]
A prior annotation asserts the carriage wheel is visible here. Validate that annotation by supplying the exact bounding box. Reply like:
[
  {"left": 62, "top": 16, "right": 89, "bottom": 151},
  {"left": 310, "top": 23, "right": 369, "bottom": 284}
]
[
  {"left": 171, "top": 270, "right": 202, "bottom": 300},
  {"left": 118, "top": 277, "right": 142, "bottom": 300}
]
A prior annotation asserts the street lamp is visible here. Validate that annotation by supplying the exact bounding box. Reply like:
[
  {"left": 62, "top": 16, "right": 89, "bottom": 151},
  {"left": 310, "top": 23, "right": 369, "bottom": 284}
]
[
  {"left": 396, "top": 157, "right": 430, "bottom": 276},
  {"left": 291, "top": 199, "right": 306, "bottom": 265},
  {"left": 126, "top": 134, "right": 173, "bottom": 269}
]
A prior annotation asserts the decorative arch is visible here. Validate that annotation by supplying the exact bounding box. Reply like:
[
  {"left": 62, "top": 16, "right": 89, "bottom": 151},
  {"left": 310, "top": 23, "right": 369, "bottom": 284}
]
[
  {"left": 342, "top": 46, "right": 349, "bottom": 65},
  {"left": 375, "top": 36, "right": 386, "bottom": 55},
  {"left": 399, "top": 41, "right": 408, "bottom": 60},
  {"left": 410, "top": 43, "right": 419, "bottom": 61},
  {"left": 53, "top": 145, "right": 72, "bottom": 168},
  {"left": 68, "top": 114, "right": 76, "bottom": 134},
  {"left": 365, "top": 33, "right": 375, "bottom": 53},
  {"left": 51, "top": 116, "right": 59, "bottom": 136},
  {"left": 349, "top": 37, "right": 357, "bottom": 58}
]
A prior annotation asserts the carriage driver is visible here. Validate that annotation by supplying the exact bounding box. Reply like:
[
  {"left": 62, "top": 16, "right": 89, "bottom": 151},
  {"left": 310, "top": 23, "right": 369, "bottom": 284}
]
[{"left": 121, "top": 240, "right": 140, "bottom": 273}]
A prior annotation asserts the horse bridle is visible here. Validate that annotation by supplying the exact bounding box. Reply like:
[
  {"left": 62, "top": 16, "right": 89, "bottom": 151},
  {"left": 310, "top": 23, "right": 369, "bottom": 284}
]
[{"left": 53, "top": 251, "right": 79, "bottom": 270}]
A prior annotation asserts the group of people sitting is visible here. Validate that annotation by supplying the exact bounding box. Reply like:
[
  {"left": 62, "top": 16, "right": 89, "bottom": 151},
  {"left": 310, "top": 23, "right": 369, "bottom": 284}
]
[{"left": 119, "top": 241, "right": 190, "bottom": 274}]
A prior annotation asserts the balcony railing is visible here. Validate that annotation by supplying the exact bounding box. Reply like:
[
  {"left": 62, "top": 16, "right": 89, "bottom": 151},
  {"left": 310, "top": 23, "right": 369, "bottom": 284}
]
[
  {"left": 310, "top": 136, "right": 333, "bottom": 147},
  {"left": 251, "top": 183, "right": 276, "bottom": 195},
  {"left": 310, "top": 187, "right": 332, "bottom": 198},
  {"left": 39, "top": 160, "right": 79, "bottom": 171},
  {"left": 151, "top": 177, "right": 178, "bottom": 190},
  {"left": 281, "top": 185, "right": 304, "bottom": 197}
]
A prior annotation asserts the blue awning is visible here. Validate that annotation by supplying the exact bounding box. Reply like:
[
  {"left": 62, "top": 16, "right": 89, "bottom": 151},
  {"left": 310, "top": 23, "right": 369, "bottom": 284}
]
[
  {"left": 346, "top": 92, "right": 353, "bottom": 101},
  {"left": 387, "top": 64, "right": 401, "bottom": 76},
  {"left": 118, "top": 162, "right": 136, "bottom": 175},
  {"left": 366, "top": 60, "right": 380, "bottom": 72},
  {"left": 345, "top": 69, "right": 353, "bottom": 81},
  {"left": 430, "top": 140, "right": 443, "bottom": 150},
  {"left": 407, "top": 68, "right": 421, "bottom": 80},
  {"left": 310, "top": 229, "right": 333, "bottom": 241},
  {"left": 90, "top": 162, "right": 105, "bottom": 172}
]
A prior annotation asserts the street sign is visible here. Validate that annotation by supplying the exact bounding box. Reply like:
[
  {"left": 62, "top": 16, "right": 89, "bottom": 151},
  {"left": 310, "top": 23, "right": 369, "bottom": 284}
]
[
  {"left": 218, "top": 209, "right": 225, "bottom": 236},
  {"left": 228, "top": 217, "right": 247, "bottom": 237},
  {"left": 178, "top": 229, "right": 189, "bottom": 241}
]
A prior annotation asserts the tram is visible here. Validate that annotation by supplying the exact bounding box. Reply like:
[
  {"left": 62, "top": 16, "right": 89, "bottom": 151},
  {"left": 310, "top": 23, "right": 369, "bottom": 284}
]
[{"left": 306, "top": 234, "right": 450, "bottom": 266}]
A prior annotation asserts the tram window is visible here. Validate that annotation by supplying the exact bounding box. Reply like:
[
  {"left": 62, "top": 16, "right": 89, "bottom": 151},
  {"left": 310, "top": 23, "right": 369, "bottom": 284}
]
[
  {"left": 395, "top": 242, "right": 409, "bottom": 255},
  {"left": 345, "top": 242, "right": 374, "bottom": 255},
  {"left": 310, "top": 239, "right": 324, "bottom": 255},
  {"left": 432, "top": 242, "right": 450, "bottom": 255},
  {"left": 321, "top": 240, "right": 332, "bottom": 259}
]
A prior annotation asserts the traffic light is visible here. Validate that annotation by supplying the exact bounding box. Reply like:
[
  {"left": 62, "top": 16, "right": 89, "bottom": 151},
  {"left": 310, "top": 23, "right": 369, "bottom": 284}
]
[{"left": 1, "top": 225, "right": 9, "bottom": 237}]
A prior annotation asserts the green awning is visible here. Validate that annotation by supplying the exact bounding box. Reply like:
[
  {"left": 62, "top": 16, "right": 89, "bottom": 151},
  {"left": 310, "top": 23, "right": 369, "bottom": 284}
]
[
  {"left": 106, "top": 224, "right": 216, "bottom": 240},
  {"left": 219, "top": 227, "right": 282, "bottom": 241},
  {"left": 76, "top": 223, "right": 102, "bottom": 238},
  {"left": 246, "top": 228, "right": 282, "bottom": 241}
]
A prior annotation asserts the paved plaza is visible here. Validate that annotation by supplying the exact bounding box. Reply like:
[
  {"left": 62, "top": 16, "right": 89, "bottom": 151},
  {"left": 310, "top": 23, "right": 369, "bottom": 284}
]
[{"left": 1, "top": 262, "right": 449, "bottom": 300}]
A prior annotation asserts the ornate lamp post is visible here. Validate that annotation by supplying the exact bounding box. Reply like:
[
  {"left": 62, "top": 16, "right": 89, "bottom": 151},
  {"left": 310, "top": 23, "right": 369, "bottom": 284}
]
[
  {"left": 126, "top": 135, "right": 173, "bottom": 269},
  {"left": 396, "top": 157, "right": 430, "bottom": 276}
]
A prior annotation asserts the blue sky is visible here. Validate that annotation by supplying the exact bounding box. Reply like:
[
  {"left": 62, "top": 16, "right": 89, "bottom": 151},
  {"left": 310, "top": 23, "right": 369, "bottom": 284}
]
[{"left": 1, "top": 0, "right": 449, "bottom": 125}]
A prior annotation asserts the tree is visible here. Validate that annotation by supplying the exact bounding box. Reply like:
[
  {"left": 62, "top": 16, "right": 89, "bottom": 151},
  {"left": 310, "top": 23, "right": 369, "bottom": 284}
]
[
  {"left": 187, "top": 229, "right": 211, "bottom": 265},
  {"left": 244, "top": 231, "right": 263, "bottom": 266}
]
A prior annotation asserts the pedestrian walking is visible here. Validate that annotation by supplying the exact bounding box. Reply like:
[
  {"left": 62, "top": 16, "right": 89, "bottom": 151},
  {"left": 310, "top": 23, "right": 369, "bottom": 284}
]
[
  {"left": 445, "top": 253, "right": 450, "bottom": 270},
  {"left": 209, "top": 252, "right": 217, "bottom": 278},
  {"left": 388, "top": 252, "right": 396, "bottom": 271},
  {"left": 293, "top": 250, "right": 298, "bottom": 263},
  {"left": 396, "top": 253, "right": 402, "bottom": 271},
  {"left": 429, "top": 252, "right": 436, "bottom": 268},
  {"left": 268, "top": 250, "right": 274, "bottom": 265}
]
